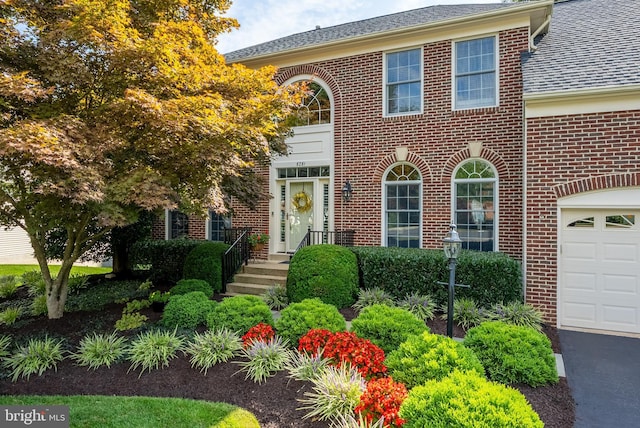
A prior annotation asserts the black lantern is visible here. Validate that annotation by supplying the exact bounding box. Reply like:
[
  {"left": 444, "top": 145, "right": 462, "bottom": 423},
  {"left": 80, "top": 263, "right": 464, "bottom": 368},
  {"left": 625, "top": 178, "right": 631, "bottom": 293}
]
[
  {"left": 342, "top": 180, "right": 353, "bottom": 202},
  {"left": 443, "top": 223, "right": 462, "bottom": 338},
  {"left": 443, "top": 224, "right": 462, "bottom": 260}
]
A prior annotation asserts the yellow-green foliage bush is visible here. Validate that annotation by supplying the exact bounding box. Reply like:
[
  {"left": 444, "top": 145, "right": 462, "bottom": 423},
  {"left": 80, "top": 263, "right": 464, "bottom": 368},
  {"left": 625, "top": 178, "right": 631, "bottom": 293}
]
[
  {"left": 275, "top": 298, "right": 346, "bottom": 347},
  {"left": 350, "top": 304, "right": 428, "bottom": 355},
  {"left": 399, "top": 370, "right": 543, "bottom": 428},
  {"left": 464, "top": 321, "right": 558, "bottom": 386},
  {"left": 206, "top": 295, "right": 274, "bottom": 336},
  {"left": 385, "top": 331, "right": 484, "bottom": 389}
]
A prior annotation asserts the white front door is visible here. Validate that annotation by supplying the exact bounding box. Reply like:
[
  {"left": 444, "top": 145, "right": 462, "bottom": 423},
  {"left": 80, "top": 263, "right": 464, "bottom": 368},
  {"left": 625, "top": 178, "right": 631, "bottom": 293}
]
[{"left": 560, "top": 209, "right": 640, "bottom": 334}]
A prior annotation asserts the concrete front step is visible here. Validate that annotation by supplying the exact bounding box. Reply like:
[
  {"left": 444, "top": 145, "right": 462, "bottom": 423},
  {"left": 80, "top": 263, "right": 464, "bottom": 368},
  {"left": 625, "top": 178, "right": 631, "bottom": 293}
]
[{"left": 225, "top": 257, "right": 288, "bottom": 296}]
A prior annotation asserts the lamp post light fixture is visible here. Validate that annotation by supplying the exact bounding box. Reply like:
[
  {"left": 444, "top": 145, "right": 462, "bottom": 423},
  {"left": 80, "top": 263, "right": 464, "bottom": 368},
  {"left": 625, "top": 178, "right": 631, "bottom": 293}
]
[
  {"left": 443, "top": 223, "right": 462, "bottom": 338},
  {"left": 342, "top": 180, "right": 353, "bottom": 203}
]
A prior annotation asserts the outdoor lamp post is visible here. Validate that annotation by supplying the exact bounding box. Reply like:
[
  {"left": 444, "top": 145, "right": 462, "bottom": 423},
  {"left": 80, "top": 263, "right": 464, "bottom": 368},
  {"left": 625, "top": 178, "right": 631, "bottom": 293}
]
[
  {"left": 342, "top": 180, "right": 353, "bottom": 203},
  {"left": 443, "top": 223, "right": 462, "bottom": 338}
]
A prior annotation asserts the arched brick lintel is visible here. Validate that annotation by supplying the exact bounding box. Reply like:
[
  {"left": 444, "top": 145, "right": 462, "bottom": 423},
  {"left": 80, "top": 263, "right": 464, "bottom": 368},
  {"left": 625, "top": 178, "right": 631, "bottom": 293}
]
[
  {"left": 374, "top": 151, "right": 432, "bottom": 183},
  {"left": 553, "top": 173, "right": 640, "bottom": 198},
  {"left": 440, "top": 147, "right": 509, "bottom": 182},
  {"left": 275, "top": 65, "right": 341, "bottom": 107}
]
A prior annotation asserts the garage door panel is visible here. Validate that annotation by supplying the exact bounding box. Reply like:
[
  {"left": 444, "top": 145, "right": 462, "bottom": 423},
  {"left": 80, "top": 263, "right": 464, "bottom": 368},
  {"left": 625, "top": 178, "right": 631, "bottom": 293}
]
[{"left": 560, "top": 208, "right": 640, "bottom": 334}]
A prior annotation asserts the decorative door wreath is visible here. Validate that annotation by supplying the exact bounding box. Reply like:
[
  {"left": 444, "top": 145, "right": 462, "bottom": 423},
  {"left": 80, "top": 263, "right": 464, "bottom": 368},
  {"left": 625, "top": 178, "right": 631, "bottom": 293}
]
[{"left": 292, "top": 191, "right": 312, "bottom": 213}]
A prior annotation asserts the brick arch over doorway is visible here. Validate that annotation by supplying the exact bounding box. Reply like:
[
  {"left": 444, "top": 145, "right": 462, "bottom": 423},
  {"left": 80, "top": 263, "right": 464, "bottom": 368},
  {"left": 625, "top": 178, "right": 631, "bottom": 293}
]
[{"left": 553, "top": 172, "right": 640, "bottom": 198}]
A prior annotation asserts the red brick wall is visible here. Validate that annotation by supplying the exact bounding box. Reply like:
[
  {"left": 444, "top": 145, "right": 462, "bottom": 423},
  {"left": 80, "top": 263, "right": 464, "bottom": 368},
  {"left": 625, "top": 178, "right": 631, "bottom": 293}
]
[
  {"left": 274, "top": 27, "right": 529, "bottom": 256},
  {"left": 526, "top": 110, "right": 640, "bottom": 322}
]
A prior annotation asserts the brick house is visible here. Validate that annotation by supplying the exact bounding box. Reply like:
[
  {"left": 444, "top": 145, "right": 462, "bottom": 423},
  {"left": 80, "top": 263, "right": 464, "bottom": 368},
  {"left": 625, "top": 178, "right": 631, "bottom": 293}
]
[{"left": 60, "top": 0, "right": 640, "bottom": 334}]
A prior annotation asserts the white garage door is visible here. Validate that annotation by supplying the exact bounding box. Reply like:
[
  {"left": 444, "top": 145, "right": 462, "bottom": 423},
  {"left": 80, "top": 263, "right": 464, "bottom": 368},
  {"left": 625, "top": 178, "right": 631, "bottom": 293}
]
[{"left": 560, "top": 209, "right": 640, "bottom": 334}]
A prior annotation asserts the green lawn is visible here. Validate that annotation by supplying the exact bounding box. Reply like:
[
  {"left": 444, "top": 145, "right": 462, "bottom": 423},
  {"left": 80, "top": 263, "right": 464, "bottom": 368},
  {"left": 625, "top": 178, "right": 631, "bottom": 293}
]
[
  {"left": 0, "top": 395, "right": 259, "bottom": 428},
  {"left": 0, "top": 265, "right": 112, "bottom": 277}
]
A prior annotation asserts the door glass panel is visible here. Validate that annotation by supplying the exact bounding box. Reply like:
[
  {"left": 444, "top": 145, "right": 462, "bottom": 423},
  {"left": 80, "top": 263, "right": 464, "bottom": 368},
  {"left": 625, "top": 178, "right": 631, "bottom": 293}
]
[
  {"left": 567, "top": 217, "right": 594, "bottom": 228},
  {"left": 289, "top": 182, "right": 314, "bottom": 251},
  {"left": 606, "top": 215, "right": 635, "bottom": 229}
]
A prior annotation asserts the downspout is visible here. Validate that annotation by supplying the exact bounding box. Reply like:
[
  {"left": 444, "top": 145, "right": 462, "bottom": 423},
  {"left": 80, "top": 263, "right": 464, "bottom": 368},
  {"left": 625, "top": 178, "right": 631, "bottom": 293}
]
[{"left": 522, "top": 100, "right": 528, "bottom": 302}]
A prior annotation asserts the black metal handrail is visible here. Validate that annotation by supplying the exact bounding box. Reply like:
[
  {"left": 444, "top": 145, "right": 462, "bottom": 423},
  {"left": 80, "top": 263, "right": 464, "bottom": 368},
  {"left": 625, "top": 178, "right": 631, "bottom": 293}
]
[
  {"left": 221, "top": 228, "right": 251, "bottom": 293},
  {"left": 292, "top": 227, "right": 356, "bottom": 257}
]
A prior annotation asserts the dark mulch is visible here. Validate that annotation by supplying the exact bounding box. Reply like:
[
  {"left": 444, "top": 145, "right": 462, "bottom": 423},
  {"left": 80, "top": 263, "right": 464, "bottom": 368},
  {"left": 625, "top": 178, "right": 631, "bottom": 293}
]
[{"left": 0, "top": 299, "right": 574, "bottom": 428}]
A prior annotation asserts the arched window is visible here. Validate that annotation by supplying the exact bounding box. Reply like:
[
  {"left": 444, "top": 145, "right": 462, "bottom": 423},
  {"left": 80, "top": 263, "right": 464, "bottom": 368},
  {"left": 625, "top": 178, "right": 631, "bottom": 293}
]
[
  {"left": 384, "top": 163, "right": 422, "bottom": 248},
  {"left": 287, "top": 82, "right": 331, "bottom": 126},
  {"left": 453, "top": 159, "right": 497, "bottom": 251}
]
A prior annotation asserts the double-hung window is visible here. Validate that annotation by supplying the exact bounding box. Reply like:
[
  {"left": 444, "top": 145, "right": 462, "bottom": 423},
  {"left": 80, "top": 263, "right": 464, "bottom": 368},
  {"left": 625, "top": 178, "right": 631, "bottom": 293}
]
[
  {"left": 454, "top": 36, "right": 497, "bottom": 109},
  {"left": 385, "top": 48, "right": 422, "bottom": 115}
]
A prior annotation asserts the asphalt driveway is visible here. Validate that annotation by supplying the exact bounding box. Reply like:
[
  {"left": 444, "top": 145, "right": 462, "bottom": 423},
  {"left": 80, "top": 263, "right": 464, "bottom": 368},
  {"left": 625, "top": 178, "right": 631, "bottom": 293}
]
[{"left": 559, "top": 330, "right": 640, "bottom": 428}]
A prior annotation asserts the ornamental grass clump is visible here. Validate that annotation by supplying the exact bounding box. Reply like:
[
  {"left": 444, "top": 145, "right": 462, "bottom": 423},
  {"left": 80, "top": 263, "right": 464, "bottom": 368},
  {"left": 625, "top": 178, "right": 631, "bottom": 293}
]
[
  {"left": 127, "top": 329, "right": 185, "bottom": 377},
  {"left": 235, "top": 336, "right": 292, "bottom": 384},
  {"left": 397, "top": 292, "right": 437, "bottom": 322},
  {"left": 275, "top": 298, "right": 346, "bottom": 347},
  {"left": 490, "top": 301, "right": 544, "bottom": 331},
  {"left": 352, "top": 287, "right": 395, "bottom": 312},
  {"left": 207, "top": 295, "right": 274, "bottom": 336},
  {"left": 298, "top": 329, "right": 387, "bottom": 379},
  {"left": 0, "top": 335, "right": 11, "bottom": 359},
  {"left": 285, "top": 349, "right": 332, "bottom": 382},
  {"left": 261, "top": 284, "right": 289, "bottom": 310},
  {"left": 385, "top": 331, "right": 484, "bottom": 389},
  {"left": 350, "top": 304, "right": 428, "bottom": 355},
  {"left": 4, "top": 336, "right": 65, "bottom": 382},
  {"left": 0, "top": 306, "right": 23, "bottom": 326},
  {"left": 298, "top": 363, "right": 366, "bottom": 423},
  {"left": 185, "top": 328, "right": 242, "bottom": 375},
  {"left": 72, "top": 332, "right": 127, "bottom": 370},
  {"left": 464, "top": 321, "right": 558, "bottom": 386},
  {"left": 441, "top": 297, "right": 491, "bottom": 329},
  {"left": 355, "top": 376, "right": 408, "bottom": 427},
  {"left": 399, "top": 370, "right": 543, "bottom": 428}
]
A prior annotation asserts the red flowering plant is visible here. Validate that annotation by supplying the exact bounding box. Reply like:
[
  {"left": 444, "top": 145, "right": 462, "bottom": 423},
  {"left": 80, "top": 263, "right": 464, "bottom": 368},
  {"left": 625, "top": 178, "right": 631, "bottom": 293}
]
[
  {"left": 298, "top": 329, "right": 387, "bottom": 379},
  {"left": 242, "top": 323, "right": 275, "bottom": 348},
  {"left": 355, "top": 376, "right": 408, "bottom": 427}
]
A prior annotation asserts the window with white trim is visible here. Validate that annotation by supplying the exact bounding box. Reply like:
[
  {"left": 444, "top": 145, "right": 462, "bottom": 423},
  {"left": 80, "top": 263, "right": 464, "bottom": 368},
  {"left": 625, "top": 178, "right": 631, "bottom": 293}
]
[
  {"left": 385, "top": 163, "right": 421, "bottom": 248},
  {"left": 287, "top": 81, "right": 331, "bottom": 126},
  {"left": 454, "top": 36, "right": 497, "bottom": 109},
  {"left": 169, "top": 210, "right": 189, "bottom": 239},
  {"left": 385, "top": 48, "right": 422, "bottom": 115},
  {"left": 453, "top": 160, "right": 496, "bottom": 251},
  {"left": 209, "top": 211, "right": 231, "bottom": 241}
]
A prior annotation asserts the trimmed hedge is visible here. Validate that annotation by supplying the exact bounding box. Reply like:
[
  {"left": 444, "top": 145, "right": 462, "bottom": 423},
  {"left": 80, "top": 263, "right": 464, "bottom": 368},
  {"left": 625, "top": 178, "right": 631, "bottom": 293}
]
[
  {"left": 464, "top": 321, "right": 558, "bottom": 386},
  {"left": 275, "top": 298, "right": 347, "bottom": 347},
  {"left": 350, "top": 246, "right": 522, "bottom": 307},
  {"left": 287, "top": 245, "right": 358, "bottom": 309},
  {"left": 162, "top": 291, "right": 216, "bottom": 329},
  {"left": 183, "top": 241, "right": 229, "bottom": 294},
  {"left": 170, "top": 279, "right": 213, "bottom": 298},
  {"left": 129, "top": 239, "right": 203, "bottom": 283},
  {"left": 206, "top": 295, "right": 274, "bottom": 336}
]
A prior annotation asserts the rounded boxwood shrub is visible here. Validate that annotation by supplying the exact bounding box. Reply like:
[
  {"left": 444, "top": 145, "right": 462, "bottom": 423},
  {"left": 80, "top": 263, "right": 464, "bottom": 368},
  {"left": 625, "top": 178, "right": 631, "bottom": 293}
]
[
  {"left": 286, "top": 245, "right": 358, "bottom": 309},
  {"left": 399, "top": 370, "right": 543, "bottom": 427},
  {"left": 183, "top": 241, "right": 229, "bottom": 294},
  {"left": 464, "top": 321, "right": 558, "bottom": 386},
  {"left": 162, "top": 291, "right": 216, "bottom": 329},
  {"left": 206, "top": 295, "right": 274, "bottom": 336},
  {"left": 275, "top": 298, "right": 347, "bottom": 347},
  {"left": 350, "top": 304, "right": 428, "bottom": 355},
  {"left": 385, "top": 331, "right": 484, "bottom": 389},
  {"left": 169, "top": 279, "right": 213, "bottom": 298}
]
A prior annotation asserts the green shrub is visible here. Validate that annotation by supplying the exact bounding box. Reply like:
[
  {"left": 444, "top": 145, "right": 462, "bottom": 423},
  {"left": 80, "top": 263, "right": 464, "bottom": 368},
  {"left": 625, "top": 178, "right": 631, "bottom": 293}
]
[
  {"left": 129, "top": 239, "right": 203, "bottom": 283},
  {"left": 170, "top": 279, "right": 213, "bottom": 298},
  {"left": 352, "top": 287, "right": 395, "bottom": 312},
  {"left": 65, "top": 280, "right": 148, "bottom": 312},
  {"left": 385, "top": 331, "right": 484, "bottom": 389},
  {"left": 206, "top": 295, "right": 274, "bottom": 335},
  {"left": 182, "top": 241, "right": 229, "bottom": 294},
  {"left": 115, "top": 312, "right": 148, "bottom": 331},
  {"left": 287, "top": 245, "right": 358, "bottom": 309},
  {"left": 464, "top": 321, "right": 558, "bottom": 386},
  {"left": 350, "top": 246, "right": 522, "bottom": 307},
  {"left": 350, "top": 304, "right": 428, "bottom": 355},
  {"left": 275, "top": 298, "right": 347, "bottom": 347},
  {"left": 490, "top": 301, "right": 544, "bottom": 331},
  {"left": 400, "top": 370, "right": 543, "bottom": 427},
  {"left": 162, "top": 291, "right": 215, "bottom": 329},
  {"left": 123, "top": 299, "right": 151, "bottom": 314}
]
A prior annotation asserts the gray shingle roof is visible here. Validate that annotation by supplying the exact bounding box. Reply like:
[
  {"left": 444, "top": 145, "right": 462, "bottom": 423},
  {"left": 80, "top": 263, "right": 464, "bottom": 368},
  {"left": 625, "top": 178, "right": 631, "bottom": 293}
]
[
  {"left": 522, "top": 0, "right": 640, "bottom": 93},
  {"left": 224, "top": 4, "right": 515, "bottom": 62}
]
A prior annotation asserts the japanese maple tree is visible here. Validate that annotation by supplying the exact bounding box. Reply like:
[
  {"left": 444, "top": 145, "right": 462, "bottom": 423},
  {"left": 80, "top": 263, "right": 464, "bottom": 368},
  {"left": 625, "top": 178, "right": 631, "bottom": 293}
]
[{"left": 0, "top": 0, "right": 303, "bottom": 318}]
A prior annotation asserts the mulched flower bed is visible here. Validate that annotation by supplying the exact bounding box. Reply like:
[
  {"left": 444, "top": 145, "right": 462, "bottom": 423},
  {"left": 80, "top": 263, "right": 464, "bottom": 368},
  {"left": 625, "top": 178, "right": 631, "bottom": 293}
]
[{"left": 0, "top": 299, "right": 574, "bottom": 427}]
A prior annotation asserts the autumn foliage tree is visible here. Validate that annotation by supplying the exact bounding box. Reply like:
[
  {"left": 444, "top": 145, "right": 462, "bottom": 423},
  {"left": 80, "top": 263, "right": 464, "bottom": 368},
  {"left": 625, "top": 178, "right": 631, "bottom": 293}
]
[{"left": 0, "top": 0, "right": 303, "bottom": 318}]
